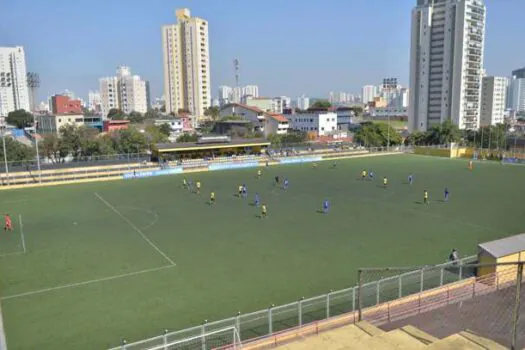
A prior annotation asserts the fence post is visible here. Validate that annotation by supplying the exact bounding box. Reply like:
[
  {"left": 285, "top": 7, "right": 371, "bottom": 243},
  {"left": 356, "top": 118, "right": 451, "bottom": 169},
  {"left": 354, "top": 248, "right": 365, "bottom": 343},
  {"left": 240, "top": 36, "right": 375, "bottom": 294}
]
[
  {"left": 120, "top": 339, "right": 127, "bottom": 350},
  {"left": 268, "top": 304, "right": 274, "bottom": 335},
  {"left": 352, "top": 287, "right": 356, "bottom": 313},
  {"left": 326, "top": 291, "right": 332, "bottom": 319},
  {"left": 420, "top": 268, "right": 424, "bottom": 293},
  {"left": 298, "top": 297, "right": 304, "bottom": 327},
  {"left": 511, "top": 263, "right": 523, "bottom": 350},
  {"left": 398, "top": 274, "right": 402, "bottom": 298},
  {"left": 357, "top": 270, "right": 363, "bottom": 321},
  {"left": 440, "top": 267, "right": 444, "bottom": 286},
  {"left": 376, "top": 280, "right": 380, "bottom": 305},
  {"left": 459, "top": 264, "right": 463, "bottom": 281},
  {"left": 201, "top": 320, "right": 207, "bottom": 350},
  {"left": 236, "top": 311, "right": 241, "bottom": 337},
  {"left": 163, "top": 329, "right": 168, "bottom": 347}
]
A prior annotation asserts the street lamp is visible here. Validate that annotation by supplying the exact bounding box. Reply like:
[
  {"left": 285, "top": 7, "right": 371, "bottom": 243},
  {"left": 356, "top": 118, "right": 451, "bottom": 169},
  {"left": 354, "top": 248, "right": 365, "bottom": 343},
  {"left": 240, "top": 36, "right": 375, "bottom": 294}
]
[
  {"left": 2, "top": 131, "right": 9, "bottom": 186},
  {"left": 32, "top": 115, "right": 42, "bottom": 183}
]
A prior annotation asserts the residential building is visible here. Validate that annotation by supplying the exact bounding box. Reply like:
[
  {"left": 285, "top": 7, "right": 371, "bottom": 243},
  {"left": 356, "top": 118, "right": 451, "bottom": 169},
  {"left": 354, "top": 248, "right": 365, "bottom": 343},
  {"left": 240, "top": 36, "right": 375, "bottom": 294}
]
[
  {"left": 368, "top": 107, "right": 409, "bottom": 119},
  {"left": 103, "top": 120, "right": 130, "bottom": 133},
  {"left": 511, "top": 67, "right": 525, "bottom": 79},
  {"left": 273, "top": 96, "right": 291, "bottom": 113},
  {"left": 0, "top": 46, "right": 30, "bottom": 116},
  {"left": 219, "top": 103, "right": 266, "bottom": 135},
  {"left": 480, "top": 76, "right": 507, "bottom": 126},
  {"left": 288, "top": 112, "right": 337, "bottom": 136},
  {"left": 509, "top": 77, "right": 525, "bottom": 114},
  {"left": 162, "top": 8, "right": 211, "bottom": 120},
  {"left": 265, "top": 113, "right": 289, "bottom": 135},
  {"left": 297, "top": 95, "right": 310, "bottom": 110},
  {"left": 362, "top": 85, "right": 378, "bottom": 104},
  {"left": 88, "top": 90, "right": 102, "bottom": 113},
  {"left": 36, "top": 113, "right": 84, "bottom": 134},
  {"left": 218, "top": 85, "right": 232, "bottom": 105},
  {"left": 245, "top": 97, "right": 273, "bottom": 112},
  {"left": 99, "top": 76, "right": 119, "bottom": 118},
  {"left": 243, "top": 85, "right": 259, "bottom": 99},
  {"left": 409, "top": 0, "right": 486, "bottom": 131},
  {"left": 99, "top": 67, "right": 148, "bottom": 117},
  {"left": 51, "top": 95, "right": 82, "bottom": 114}
]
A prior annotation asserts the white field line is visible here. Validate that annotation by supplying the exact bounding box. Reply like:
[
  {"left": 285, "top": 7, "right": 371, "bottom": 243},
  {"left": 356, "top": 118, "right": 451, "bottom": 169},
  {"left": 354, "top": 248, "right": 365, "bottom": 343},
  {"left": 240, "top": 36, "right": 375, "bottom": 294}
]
[
  {"left": 1, "top": 265, "right": 174, "bottom": 301},
  {"left": 0, "top": 251, "right": 23, "bottom": 258},
  {"left": 94, "top": 192, "right": 176, "bottom": 266},
  {"left": 18, "top": 214, "right": 26, "bottom": 254},
  {"left": 0, "top": 301, "right": 7, "bottom": 350}
]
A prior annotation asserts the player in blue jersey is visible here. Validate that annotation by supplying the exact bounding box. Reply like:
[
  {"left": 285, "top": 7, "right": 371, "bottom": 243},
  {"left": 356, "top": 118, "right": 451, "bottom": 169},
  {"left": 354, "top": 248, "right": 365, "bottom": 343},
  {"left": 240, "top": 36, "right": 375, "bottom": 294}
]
[
  {"left": 283, "top": 178, "right": 289, "bottom": 190},
  {"left": 369, "top": 171, "right": 375, "bottom": 180},
  {"left": 408, "top": 174, "right": 413, "bottom": 185},
  {"left": 444, "top": 188, "right": 449, "bottom": 202},
  {"left": 254, "top": 193, "right": 260, "bottom": 207},
  {"left": 322, "top": 199, "right": 330, "bottom": 214},
  {"left": 242, "top": 184, "right": 248, "bottom": 198}
]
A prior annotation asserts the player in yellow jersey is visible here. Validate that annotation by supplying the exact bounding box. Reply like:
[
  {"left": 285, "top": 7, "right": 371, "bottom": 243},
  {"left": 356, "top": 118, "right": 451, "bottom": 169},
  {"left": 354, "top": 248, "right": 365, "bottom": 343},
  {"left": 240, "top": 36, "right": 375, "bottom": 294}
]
[
  {"left": 261, "top": 204, "right": 267, "bottom": 218},
  {"left": 210, "top": 191, "right": 215, "bottom": 205},
  {"left": 361, "top": 170, "right": 367, "bottom": 180},
  {"left": 196, "top": 181, "right": 201, "bottom": 194},
  {"left": 238, "top": 185, "right": 243, "bottom": 197},
  {"left": 313, "top": 162, "right": 318, "bottom": 169},
  {"left": 257, "top": 169, "right": 262, "bottom": 179},
  {"left": 424, "top": 190, "right": 429, "bottom": 204},
  {"left": 383, "top": 176, "right": 388, "bottom": 189}
]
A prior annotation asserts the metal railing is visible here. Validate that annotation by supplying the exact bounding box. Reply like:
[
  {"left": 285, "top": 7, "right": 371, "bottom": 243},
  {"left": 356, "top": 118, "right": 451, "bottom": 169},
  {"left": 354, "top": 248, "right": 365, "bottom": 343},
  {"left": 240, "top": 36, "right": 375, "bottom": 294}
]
[{"left": 109, "top": 255, "right": 476, "bottom": 349}]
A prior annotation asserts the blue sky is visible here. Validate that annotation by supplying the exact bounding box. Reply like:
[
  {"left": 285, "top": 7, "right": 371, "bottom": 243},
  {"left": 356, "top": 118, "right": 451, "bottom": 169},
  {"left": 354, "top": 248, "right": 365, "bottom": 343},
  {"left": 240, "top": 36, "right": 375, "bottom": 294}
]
[{"left": 2, "top": 0, "right": 524, "bottom": 102}]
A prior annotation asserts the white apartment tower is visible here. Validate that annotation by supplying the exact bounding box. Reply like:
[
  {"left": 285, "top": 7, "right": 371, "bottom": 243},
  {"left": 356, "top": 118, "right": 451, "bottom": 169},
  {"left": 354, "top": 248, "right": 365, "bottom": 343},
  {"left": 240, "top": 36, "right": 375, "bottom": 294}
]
[
  {"left": 99, "top": 66, "right": 148, "bottom": 117},
  {"left": 408, "top": 0, "right": 486, "bottom": 131},
  {"left": 361, "top": 85, "right": 378, "bottom": 104},
  {"left": 480, "top": 76, "right": 507, "bottom": 126},
  {"left": 0, "top": 47, "right": 30, "bottom": 116},
  {"left": 162, "top": 9, "right": 211, "bottom": 120}
]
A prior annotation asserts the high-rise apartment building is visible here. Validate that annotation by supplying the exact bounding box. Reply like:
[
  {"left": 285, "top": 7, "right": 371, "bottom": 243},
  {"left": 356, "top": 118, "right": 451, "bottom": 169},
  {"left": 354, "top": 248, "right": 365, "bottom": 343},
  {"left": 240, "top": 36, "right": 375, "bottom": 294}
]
[
  {"left": 409, "top": 0, "right": 486, "bottom": 131},
  {"left": 0, "top": 46, "right": 30, "bottom": 116},
  {"left": 362, "top": 85, "right": 378, "bottom": 104},
  {"left": 162, "top": 8, "right": 211, "bottom": 120},
  {"left": 218, "top": 86, "right": 232, "bottom": 105},
  {"left": 99, "top": 66, "right": 148, "bottom": 117},
  {"left": 509, "top": 77, "right": 525, "bottom": 114},
  {"left": 88, "top": 90, "right": 102, "bottom": 113},
  {"left": 297, "top": 95, "right": 310, "bottom": 110},
  {"left": 243, "top": 85, "right": 259, "bottom": 99},
  {"left": 480, "top": 76, "right": 507, "bottom": 126}
]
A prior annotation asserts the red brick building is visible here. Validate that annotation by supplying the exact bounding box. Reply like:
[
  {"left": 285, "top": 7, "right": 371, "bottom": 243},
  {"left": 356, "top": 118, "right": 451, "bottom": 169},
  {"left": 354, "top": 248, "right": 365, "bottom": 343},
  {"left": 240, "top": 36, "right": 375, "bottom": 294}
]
[
  {"left": 51, "top": 95, "right": 82, "bottom": 114},
  {"left": 103, "top": 120, "right": 130, "bottom": 133}
]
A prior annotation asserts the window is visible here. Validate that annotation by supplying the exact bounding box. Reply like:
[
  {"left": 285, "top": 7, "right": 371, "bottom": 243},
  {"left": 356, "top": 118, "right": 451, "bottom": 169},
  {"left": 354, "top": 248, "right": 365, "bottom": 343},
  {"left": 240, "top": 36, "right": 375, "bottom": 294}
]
[{"left": 321, "top": 127, "right": 324, "bottom": 131}]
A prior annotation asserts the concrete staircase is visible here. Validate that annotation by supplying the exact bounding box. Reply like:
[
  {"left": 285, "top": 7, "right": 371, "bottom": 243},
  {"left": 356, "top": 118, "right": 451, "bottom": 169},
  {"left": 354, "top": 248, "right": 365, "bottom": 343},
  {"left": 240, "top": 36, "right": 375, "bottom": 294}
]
[{"left": 274, "top": 321, "right": 507, "bottom": 350}]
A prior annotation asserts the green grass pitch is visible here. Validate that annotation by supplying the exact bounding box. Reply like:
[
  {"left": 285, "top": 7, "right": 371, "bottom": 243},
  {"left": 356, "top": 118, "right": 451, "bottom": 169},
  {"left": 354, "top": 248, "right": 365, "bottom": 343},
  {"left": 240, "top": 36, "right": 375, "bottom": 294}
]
[{"left": 0, "top": 154, "right": 523, "bottom": 349}]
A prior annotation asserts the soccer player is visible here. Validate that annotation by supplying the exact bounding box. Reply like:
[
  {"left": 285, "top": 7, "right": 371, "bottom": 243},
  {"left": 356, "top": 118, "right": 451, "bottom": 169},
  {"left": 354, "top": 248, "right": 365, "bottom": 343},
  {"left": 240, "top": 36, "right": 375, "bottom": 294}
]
[
  {"left": 283, "top": 178, "right": 289, "bottom": 190},
  {"left": 261, "top": 204, "right": 267, "bottom": 218},
  {"left": 275, "top": 176, "right": 280, "bottom": 186},
  {"left": 210, "top": 192, "right": 215, "bottom": 205},
  {"left": 257, "top": 169, "right": 262, "bottom": 179},
  {"left": 187, "top": 179, "right": 194, "bottom": 192},
  {"left": 4, "top": 214, "right": 12, "bottom": 232},
  {"left": 322, "top": 200, "right": 330, "bottom": 214},
  {"left": 444, "top": 188, "right": 449, "bottom": 202},
  {"left": 383, "top": 176, "right": 388, "bottom": 189},
  {"left": 332, "top": 161, "right": 337, "bottom": 169},
  {"left": 361, "top": 170, "right": 367, "bottom": 180},
  {"left": 196, "top": 181, "right": 201, "bottom": 194},
  {"left": 238, "top": 185, "right": 243, "bottom": 198},
  {"left": 424, "top": 190, "right": 429, "bottom": 204},
  {"left": 313, "top": 162, "right": 318, "bottom": 169},
  {"left": 242, "top": 184, "right": 248, "bottom": 198},
  {"left": 182, "top": 177, "right": 187, "bottom": 189},
  {"left": 408, "top": 174, "right": 413, "bottom": 185},
  {"left": 369, "top": 171, "right": 375, "bottom": 180},
  {"left": 468, "top": 160, "right": 473, "bottom": 170},
  {"left": 254, "top": 193, "right": 260, "bottom": 207}
]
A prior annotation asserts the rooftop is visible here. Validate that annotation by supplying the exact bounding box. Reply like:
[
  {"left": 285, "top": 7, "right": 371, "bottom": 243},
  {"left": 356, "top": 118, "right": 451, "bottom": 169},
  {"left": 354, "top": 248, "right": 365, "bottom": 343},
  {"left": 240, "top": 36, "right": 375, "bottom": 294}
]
[
  {"left": 266, "top": 113, "right": 288, "bottom": 123},
  {"left": 156, "top": 138, "right": 270, "bottom": 152},
  {"left": 478, "top": 233, "right": 525, "bottom": 258}
]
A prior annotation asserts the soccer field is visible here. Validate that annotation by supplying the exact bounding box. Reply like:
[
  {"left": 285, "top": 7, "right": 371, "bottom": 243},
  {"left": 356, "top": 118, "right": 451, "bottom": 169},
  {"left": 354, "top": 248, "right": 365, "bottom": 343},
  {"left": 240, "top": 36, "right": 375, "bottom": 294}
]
[{"left": 0, "top": 154, "right": 523, "bottom": 350}]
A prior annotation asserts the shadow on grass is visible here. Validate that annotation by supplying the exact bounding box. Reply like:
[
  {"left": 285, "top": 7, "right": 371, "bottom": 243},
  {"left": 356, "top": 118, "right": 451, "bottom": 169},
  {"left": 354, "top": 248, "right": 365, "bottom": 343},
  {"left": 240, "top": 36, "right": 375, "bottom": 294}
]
[{"left": 413, "top": 201, "right": 423, "bottom": 205}]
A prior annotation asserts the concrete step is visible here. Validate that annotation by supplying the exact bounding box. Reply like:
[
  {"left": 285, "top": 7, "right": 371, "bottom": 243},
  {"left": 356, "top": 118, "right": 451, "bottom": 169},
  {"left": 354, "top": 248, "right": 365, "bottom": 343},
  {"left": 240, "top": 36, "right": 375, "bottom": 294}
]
[
  {"left": 458, "top": 330, "right": 508, "bottom": 350},
  {"left": 275, "top": 324, "right": 371, "bottom": 349},
  {"left": 354, "top": 321, "right": 385, "bottom": 336},
  {"left": 400, "top": 325, "right": 439, "bottom": 345},
  {"left": 427, "top": 333, "right": 486, "bottom": 350},
  {"left": 364, "top": 329, "right": 427, "bottom": 349}
]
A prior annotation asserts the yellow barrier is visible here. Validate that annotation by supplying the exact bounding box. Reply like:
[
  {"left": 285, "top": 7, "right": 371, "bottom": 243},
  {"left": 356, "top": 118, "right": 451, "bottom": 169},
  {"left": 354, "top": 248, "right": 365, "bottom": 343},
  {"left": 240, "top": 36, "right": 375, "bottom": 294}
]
[
  {"left": 414, "top": 147, "right": 452, "bottom": 158},
  {"left": 0, "top": 176, "right": 122, "bottom": 190}
]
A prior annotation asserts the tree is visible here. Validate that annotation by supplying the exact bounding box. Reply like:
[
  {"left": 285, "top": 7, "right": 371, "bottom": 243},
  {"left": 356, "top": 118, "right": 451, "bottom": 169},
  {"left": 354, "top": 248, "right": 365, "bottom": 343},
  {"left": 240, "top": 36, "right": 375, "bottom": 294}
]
[
  {"left": 144, "top": 109, "right": 162, "bottom": 120},
  {"left": 0, "top": 136, "right": 35, "bottom": 164},
  {"left": 6, "top": 109, "right": 33, "bottom": 129},
  {"left": 107, "top": 108, "right": 125, "bottom": 120},
  {"left": 158, "top": 124, "right": 172, "bottom": 137},
  {"left": 176, "top": 133, "right": 199, "bottom": 143},
  {"left": 204, "top": 106, "right": 220, "bottom": 120},
  {"left": 144, "top": 125, "right": 169, "bottom": 144},
  {"left": 310, "top": 100, "right": 331, "bottom": 109},
  {"left": 354, "top": 122, "right": 402, "bottom": 147},
  {"left": 127, "top": 111, "right": 145, "bottom": 124},
  {"left": 111, "top": 127, "right": 149, "bottom": 154},
  {"left": 41, "top": 133, "right": 69, "bottom": 163}
]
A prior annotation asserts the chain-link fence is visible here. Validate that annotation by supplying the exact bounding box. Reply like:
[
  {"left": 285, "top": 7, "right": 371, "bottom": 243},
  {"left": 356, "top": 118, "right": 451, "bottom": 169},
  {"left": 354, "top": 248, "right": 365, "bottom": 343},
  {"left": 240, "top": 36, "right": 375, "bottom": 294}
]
[
  {"left": 108, "top": 255, "right": 476, "bottom": 350},
  {"left": 358, "top": 262, "right": 524, "bottom": 350}
]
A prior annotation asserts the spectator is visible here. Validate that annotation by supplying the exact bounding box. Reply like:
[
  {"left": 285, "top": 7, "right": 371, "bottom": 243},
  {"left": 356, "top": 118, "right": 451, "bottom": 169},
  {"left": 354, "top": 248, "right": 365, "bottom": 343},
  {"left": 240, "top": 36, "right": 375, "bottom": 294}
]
[{"left": 449, "top": 249, "right": 459, "bottom": 263}]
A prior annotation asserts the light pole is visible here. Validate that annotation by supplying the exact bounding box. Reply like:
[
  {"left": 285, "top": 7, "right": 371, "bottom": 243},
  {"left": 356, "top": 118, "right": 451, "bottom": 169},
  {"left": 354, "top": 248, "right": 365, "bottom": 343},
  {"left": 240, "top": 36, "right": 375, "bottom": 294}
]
[
  {"left": 387, "top": 114, "right": 391, "bottom": 151},
  {"left": 33, "top": 115, "right": 42, "bottom": 183},
  {"left": 2, "top": 131, "right": 9, "bottom": 186}
]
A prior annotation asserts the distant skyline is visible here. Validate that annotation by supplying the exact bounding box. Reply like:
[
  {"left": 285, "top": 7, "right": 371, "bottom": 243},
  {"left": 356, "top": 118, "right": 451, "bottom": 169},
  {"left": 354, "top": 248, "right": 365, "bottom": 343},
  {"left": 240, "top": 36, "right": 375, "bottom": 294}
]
[{"left": 2, "top": 0, "right": 525, "bottom": 103}]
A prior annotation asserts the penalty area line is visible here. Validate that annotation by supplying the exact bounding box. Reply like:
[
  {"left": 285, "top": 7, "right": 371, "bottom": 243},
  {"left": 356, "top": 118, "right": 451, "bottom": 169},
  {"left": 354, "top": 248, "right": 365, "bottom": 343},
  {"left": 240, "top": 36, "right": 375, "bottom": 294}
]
[
  {"left": 1, "top": 265, "right": 174, "bottom": 301},
  {"left": 94, "top": 192, "right": 176, "bottom": 266}
]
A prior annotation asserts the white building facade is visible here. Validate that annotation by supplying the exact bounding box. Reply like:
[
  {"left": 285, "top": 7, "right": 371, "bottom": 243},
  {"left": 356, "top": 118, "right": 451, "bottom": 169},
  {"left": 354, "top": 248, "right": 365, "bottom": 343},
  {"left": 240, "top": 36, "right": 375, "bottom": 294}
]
[
  {"left": 409, "top": 0, "right": 486, "bottom": 131},
  {"left": 362, "top": 85, "right": 378, "bottom": 104},
  {"left": 508, "top": 77, "right": 525, "bottom": 114},
  {"left": 88, "top": 90, "right": 102, "bottom": 113},
  {"left": 297, "top": 95, "right": 310, "bottom": 110},
  {"left": 480, "top": 76, "right": 507, "bottom": 126},
  {"left": 99, "top": 77, "right": 119, "bottom": 118},
  {"left": 0, "top": 46, "right": 30, "bottom": 116},
  {"left": 99, "top": 67, "right": 148, "bottom": 117},
  {"left": 288, "top": 112, "right": 337, "bottom": 136},
  {"left": 162, "top": 8, "right": 211, "bottom": 120}
]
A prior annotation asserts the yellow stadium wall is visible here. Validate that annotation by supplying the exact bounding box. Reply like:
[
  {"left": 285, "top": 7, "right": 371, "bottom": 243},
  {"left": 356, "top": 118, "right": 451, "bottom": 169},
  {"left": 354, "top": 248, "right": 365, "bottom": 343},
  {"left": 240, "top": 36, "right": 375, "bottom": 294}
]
[
  {"left": 451, "top": 147, "right": 474, "bottom": 159},
  {"left": 414, "top": 147, "right": 452, "bottom": 158}
]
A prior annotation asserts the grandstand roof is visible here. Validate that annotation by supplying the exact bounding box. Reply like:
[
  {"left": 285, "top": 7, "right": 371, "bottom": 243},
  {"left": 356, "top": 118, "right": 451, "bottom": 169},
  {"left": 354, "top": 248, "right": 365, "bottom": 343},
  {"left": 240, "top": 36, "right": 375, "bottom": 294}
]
[
  {"left": 156, "top": 138, "right": 270, "bottom": 153},
  {"left": 478, "top": 233, "right": 525, "bottom": 258}
]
